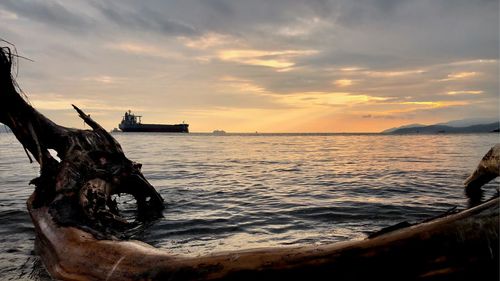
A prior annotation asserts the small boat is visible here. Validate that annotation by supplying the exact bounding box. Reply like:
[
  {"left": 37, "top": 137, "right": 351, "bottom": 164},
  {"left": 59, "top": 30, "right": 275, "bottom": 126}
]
[
  {"left": 212, "top": 130, "right": 226, "bottom": 135},
  {"left": 119, "top": 110, "right": 189, "bottom": 133}
]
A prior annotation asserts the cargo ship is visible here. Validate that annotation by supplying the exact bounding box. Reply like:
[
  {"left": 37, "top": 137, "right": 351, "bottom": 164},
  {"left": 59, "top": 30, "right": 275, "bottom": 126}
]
[{"left": 118, "top": 111, "right": 189, "bottom": 133}]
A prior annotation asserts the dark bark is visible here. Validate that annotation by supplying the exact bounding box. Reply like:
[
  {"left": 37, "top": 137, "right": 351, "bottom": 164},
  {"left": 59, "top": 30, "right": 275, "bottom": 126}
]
[
  {"left": 28, "top": 193, "right": 499, "bottom": 281},
  {"left": 0, "top": 46, "right": 164, "bottom": 237}
]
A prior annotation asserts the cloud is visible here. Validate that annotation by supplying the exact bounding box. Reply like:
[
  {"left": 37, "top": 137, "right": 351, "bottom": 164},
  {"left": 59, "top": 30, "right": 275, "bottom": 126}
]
[
  {"left": 0, "top": 0, "right": 92, "bottom": 32},
  {"left": 179, "top": 33, "right": 239, "bottom": 49},
  {"left": 29, "top": 92, "right": 135, "bottom": 112},
  {"left": 90, "top": 1, "right": 198, "bottom": 36},
  {"left": 0, "top": 8, "right": 18, "bottom": 20},
  {"left": 83, "top": 75, "right": 124, "bottom": 84},
  {"left": 106, "top": 42, "right": 183, "bottom": 60},
  {"left": 0, "top": 0, "right": 497, "bottom": 131},
  {"left": 218, "top": 49, "right": 318, "bottom": 69},
  {"left": 334, "top": 79, "right": 354, "bottom": 87},
  {"left": 446, "top": 90, "right": 483, "bottom": 95}
]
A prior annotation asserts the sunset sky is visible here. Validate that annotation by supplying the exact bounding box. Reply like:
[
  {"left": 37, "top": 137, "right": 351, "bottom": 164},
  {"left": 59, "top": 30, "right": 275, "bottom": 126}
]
[{"left": 1, "top": 0, "right": 498, "bottom": 132}]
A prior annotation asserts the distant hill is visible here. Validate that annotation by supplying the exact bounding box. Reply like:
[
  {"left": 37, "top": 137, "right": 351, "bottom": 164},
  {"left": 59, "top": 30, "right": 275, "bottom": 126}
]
[
  {"left": 436, "top": 117, "right": 499, "bottom": 127},
  {"left": 382, "top": 123, "right": 426, "bottom": 133},
  {"left": 389, "top": 122, "right": 499, "bottom": 134}
]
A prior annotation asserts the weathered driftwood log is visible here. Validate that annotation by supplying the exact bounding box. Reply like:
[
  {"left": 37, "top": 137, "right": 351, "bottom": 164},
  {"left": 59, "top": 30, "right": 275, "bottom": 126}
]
[
  {"left": 29, "top": 193, "right": 499, "bottom": 281},
  {"left": 1, "top": 46, "right": 499, "bottom": 280},
  {"left": 464, "top": 144, "right": 500, "bottom": 190}
]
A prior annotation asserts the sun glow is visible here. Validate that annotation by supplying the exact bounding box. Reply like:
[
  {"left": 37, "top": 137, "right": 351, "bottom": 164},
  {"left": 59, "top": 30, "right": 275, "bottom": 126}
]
[
  {"left": 365, "top": 69, "right": 425, "bottom": 77},
  {"left": 400, "top": 101, "right": 468, "bottom": 108},
  {"left": 446, "top": 90, "right": 483, "bottom": 95},
  {"left": 277, "top": 92, "right": 389, "bottom": 108},
  {"left": 334, "top": 79, "right": 354, "bottom": 87},
  {"left": 179, "top": 33, "right": 235, "bottom": 49},
  {"left": 443, "top": 72, "right": 479, "bottom": 80},
  {"left": 218, "top": 49, "right": 317, "bottom": 69}
]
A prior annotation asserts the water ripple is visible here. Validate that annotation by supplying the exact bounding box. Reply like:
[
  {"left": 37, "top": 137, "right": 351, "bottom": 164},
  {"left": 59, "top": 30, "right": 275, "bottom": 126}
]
[{"left": 0, "top": 133, "right": 498, "bottom": 278}]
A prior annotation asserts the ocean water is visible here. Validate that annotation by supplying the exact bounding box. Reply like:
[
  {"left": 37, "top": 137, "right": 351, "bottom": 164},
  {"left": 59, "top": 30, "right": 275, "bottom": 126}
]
[{"left": 0, "top": 132, "right": 498, "bottom": 280}]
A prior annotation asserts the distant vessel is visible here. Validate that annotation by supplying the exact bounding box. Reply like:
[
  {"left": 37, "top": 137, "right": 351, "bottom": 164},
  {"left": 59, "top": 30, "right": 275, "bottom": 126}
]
[
  {"left": 212, "top": 130, "right": 226, "bottom": 135},
  {"left": 119, "top": 110, "right": 189, "bottom": 133}
]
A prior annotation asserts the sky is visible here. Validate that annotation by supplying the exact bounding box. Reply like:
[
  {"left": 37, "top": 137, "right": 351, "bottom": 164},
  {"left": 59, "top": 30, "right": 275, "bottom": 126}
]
[{"left": 0, "top": 0, "right": 498, "bottom": 132}]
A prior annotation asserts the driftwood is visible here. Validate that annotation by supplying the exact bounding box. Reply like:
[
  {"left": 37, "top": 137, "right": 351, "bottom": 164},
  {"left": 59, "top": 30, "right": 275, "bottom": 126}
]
[
  {"left": 1, "top": 46, "right": 499, "bottom": 280},
  {"left": 464, "top": 144, "right": 500, "bottom": 190},
  {"left": 28, "top": 193, "right": 499, "bottom": 281},
  {"left": 0, "top": 46, "right": 164, "bottom": 238}
]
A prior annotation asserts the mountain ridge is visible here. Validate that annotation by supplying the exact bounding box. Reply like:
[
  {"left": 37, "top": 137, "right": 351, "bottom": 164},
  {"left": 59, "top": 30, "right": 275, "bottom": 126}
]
[
  {"left": 382, "top": 117, "right": 499, "bottom": 134},
  {"left": 387, "top": 122, "right": 499, "bottom": 134}
]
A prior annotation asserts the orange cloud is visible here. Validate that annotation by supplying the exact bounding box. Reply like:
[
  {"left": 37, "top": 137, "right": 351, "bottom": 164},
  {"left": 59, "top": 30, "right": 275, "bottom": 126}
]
[
  {"left": 179, "top": 33, "right": 238, "bottom": 49},
  {"left": 218, "top": 49, "right": 317, "bottom": 69},
  {"left": 446, "top": 90, "right": 483, "bottom": 95},
  {"left": 440, "top": 71, "right": 480, "bottom": 81},
  {"left": 334, "top": 79, "right": 354, "bottom": 87}
]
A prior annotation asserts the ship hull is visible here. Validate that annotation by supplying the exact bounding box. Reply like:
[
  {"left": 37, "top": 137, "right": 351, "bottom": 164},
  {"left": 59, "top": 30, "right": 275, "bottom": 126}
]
[{"left": 119, "top": 123, "right": 189, "bottom": 133}]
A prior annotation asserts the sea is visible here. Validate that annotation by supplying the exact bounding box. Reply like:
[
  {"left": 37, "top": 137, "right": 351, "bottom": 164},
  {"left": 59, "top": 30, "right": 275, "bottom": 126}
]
[{"left": 0, "top": 132, "right": 498, "bottom": 280}]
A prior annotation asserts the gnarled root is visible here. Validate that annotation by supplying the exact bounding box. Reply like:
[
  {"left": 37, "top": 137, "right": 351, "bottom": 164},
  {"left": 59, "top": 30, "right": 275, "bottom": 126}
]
[{"left": 0, "top": 46, "right": 164, "bottom": 237}]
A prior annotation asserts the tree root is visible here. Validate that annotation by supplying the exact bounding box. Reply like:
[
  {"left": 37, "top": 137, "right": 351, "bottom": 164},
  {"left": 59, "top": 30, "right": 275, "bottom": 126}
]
[{"left": 0, "top": 46, "right": 164, "bottom": 238}]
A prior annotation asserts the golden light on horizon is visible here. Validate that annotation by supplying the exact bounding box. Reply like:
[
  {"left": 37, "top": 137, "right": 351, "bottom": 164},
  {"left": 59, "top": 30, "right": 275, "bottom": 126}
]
[
  {"left": 442, "top": 71, "right": 480, "bottom": 81},
  {"left": 83, "top": 75, "right": 119, "bottom": 84},
  {"left": 18, "top": 31, "right": 496, "bottom": 135},
  {"left": 278, "top": 92, "right": 386, "bottom": 108},
  {"left": 219, "top": 76, "right": 267, "bottom": 93},
  {"left": 446, "top": 90, "right": 483, "bottom": 95},
  {"left": 179, "top": 32, "right": 233, "bottom": 49},
  {"left": 365, "top": 69, "right": 425, "bottom": 78},
  {"left": 334, "top": 79, "right": 354, "bottom": 87},
  {"left": 218, "top": 49, "right": 317, "bottom": 69},
  {"left": 340, "top": 67, "right": 365, "bottom": 72},
  {"left": 1, "top": 1, "right": 497, "bottom": 136},
  {"left": 400, "top": 101, "right": 469, "bottom": 108}
]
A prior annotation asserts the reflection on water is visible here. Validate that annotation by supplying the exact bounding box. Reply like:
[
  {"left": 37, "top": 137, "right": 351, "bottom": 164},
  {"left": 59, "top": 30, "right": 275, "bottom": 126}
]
[
  {"left": 0, "top": 133, "right": 498, "bottom": 279},
  {"left": 465, "top": 186, "right": 484, "bottom": 207},
  {"left": 466, "top": 185, "right": 499, "bottom": 208}
]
